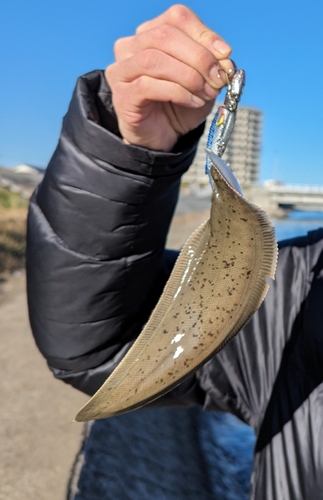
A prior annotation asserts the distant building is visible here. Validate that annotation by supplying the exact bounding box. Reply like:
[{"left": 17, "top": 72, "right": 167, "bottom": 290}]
[{"left": 183, "top": 105, "right": 263, "bottom": 188}]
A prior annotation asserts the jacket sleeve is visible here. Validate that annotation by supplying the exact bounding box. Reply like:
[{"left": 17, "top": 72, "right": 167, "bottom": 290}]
[{"left": 26, "top": 70, "right": 206, "bottom": 405}]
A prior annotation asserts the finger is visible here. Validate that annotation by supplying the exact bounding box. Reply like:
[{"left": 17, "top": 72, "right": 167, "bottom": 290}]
[
  {"left": 115, "top": 25, "right": 216, "bottom": 61},
  {"left": 219, "top": 58, "right": 236, "bottom": 77},
  {"left": 113, "top": 76, "right": 209, "bottom": 113},
  {"left": 107, "top": 49, "right": 226, "bottom": 102},
  {"left": 136, "top": 4, "right": 232, "bottom": 60},
  {"left": 113, "top": 76, "right": 214, "bottom": 152},
  {"left": 114, "top": 26, "right": 234, "bottom": 90}
]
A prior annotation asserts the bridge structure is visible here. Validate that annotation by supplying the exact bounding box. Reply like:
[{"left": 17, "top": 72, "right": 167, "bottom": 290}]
[
  {"left": 246, "top": 182, "right": 323, "bottom": 217},
  {"left": 266, "top": 183, "right": 323, "bottom": 211}
]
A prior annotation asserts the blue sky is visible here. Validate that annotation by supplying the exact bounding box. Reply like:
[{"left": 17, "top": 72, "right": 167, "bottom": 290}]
[{"left": 1, "top": 0, "right": 322, "bottom": 184}]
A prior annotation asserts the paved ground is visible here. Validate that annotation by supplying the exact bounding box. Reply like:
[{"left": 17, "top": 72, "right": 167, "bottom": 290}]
[
  {"left": 0, "top": 272, "right": 88, "bottom": 500},
  {"left": 0, "top": 209, "right": 209, "bottom": 500}
]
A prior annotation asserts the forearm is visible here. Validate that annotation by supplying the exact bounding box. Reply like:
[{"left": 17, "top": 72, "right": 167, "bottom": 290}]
[{"left": 26, "top": 70, "right": 204, "bottom": 397}]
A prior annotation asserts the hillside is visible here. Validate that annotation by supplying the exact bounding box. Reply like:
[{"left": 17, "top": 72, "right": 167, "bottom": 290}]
[{"left": 0, "top": 186, "right": 29, "bottom": 275}]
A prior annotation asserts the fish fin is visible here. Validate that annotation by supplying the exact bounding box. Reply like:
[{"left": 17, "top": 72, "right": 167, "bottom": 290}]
[
  {"left": 75, "top": 219, "right": 210, "bottom": 421},
  {"left": 217, "top": 201, "right": 278, "bottom": 352}
]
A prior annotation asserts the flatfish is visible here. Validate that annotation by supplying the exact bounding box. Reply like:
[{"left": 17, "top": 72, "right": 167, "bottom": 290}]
[{"left": 75, "top": 70, "right": 278, "bottom": 422}]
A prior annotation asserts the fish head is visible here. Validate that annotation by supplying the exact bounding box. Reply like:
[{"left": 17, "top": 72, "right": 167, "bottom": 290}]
[{"left": 207, "top": 150, "right": 243, "bottom": 196}]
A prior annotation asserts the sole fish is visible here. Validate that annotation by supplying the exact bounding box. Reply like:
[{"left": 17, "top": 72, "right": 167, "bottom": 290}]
[{"left": 75, "top": 164, "right": 277, "bottom": 422}]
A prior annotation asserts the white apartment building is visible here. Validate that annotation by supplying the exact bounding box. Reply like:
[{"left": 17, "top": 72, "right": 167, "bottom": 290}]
[{"left": 183, "top": 105, "right": 263, "bottom": 188}]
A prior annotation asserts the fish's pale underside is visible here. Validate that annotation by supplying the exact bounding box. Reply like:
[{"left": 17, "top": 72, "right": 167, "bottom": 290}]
[
  {"left": 75, "top": 165, "right": 278, "bottom": 422},
  {"left": 75, "top": 69, "right": 278, "bottom": 422}
]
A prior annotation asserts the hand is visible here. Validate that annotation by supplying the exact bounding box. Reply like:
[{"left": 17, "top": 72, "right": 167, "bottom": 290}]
[{"left": 105, "top": 5, "right": 234, "bottom": 152}]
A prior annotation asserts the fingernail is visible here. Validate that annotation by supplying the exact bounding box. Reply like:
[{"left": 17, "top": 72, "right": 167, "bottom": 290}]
[
  {"left": 203, "top": 82, "right": 219, "bottom": 99},
  {"left": 209, "top": 65, "right": 227, "bottom": 85},
  {"left": 191, "top": 94, "right": 205, "bottom": 107},
  {"left": 213, "top": 39, "right": 231, "bottom": 55}
]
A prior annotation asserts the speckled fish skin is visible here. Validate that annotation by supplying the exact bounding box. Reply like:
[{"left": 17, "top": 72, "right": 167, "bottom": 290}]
[{"left": 75, "top": 165, "right": 277, "bottom": 422}]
